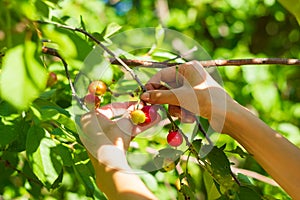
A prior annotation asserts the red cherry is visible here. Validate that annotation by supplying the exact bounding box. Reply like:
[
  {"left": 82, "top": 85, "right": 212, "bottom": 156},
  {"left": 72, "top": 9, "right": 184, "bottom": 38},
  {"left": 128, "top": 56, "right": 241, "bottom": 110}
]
[
  {"left": 46, "top": 72, "right": 58, "bottom": 87},
  {"left": 167, "top": 130, "right": 183, "bottom": 147},
  {"left": 141, "top": 106, "right": 152, "bottom": 124},
  {"left": 84, "top": 94, "right": 101, "bottom": 110},
  {"left": 140, "top": 105, "right": 158, "bottom": 125},
  {"left": 88, "top": 80, "right": 107, "bottom": 96}
]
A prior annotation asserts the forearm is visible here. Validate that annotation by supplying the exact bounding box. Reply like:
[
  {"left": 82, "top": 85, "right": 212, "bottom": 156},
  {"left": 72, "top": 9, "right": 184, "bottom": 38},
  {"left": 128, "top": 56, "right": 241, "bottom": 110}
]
[
  {"left": 88, "top": 147, "right": 157, "bottom": 200},
  {"left": 224, "top": 101, "right": 300, "bottom": 199}
]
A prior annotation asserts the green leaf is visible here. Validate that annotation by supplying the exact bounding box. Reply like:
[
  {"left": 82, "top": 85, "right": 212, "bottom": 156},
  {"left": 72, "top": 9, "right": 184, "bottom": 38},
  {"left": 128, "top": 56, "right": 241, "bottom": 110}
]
[
  {"left": 26, "top": 126, "right": 63, "bottom": 188},
  {"left": 139, "top": 172, "right": 158, "bottom": 191},
  {"left": 0, "top": 125, "right": 18, "bottom": 146},
  {"left": 203, "top": 170, "right": 221, "bottom": 200},
  {"left": 237, "top": 186, "right": 262, "bottom": 200},
  {"left": 80, "top": 15, "right": 86, "bottom": 30},
  {"left": 186, "top": 173, "right": 196, "bottom": 192},
  {"left": 279, "top": 0, "right": 300, "bottom": 24},
  {"left": 73, "top": 150, "right": 96, "bottom": 197},
  {"left": 192, "top": 139, "right": 202, "bottom": 154},
  {"left": 103, "top": 22, "right": 122, "bottom": 39},
  {"left": 204, "top": 145, "right": 232, "bottom": 175},
  {"left": 51, "top": 144, "right": 73, "bottom": 167},
  {"left": 23, "top": 161, "right": 43, "bottom": 198},
  {"left": 203, "top": 145, "right": 238, "bottom": 196},
  {"left": 180, "top": 184, "right": 196, "bottom": 200},
  {"left": 0, "top": 43, "right": 47, "bottom": 110},
  {"left": 237, "top": 173, "right": 253, "bottom": 185},
  {"left": 7, "top": 118, "right": 30, "bottom": 152},
  {"left": 0, "top": 101, "right": 18, "bottom": 117},
  {"left": 226, "top": 146, "right": 249, "bottom": 158},
  {"left": 34, "top": 0, "right": 49, "bottom": 17}
]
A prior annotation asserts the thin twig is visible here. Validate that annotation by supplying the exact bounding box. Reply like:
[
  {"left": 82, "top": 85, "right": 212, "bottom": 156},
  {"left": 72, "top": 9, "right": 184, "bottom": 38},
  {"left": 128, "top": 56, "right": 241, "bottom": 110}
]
[
  {"left": 42, "top": 46, "right": 89, "bottom": 112},
  {"left": 36, "top": 20, "right": 146, "bottom": 92},
  {"left": 0, "top": 157, "right": 42, "bottom": 186},
  {"left": 109, "top": 58, "right": 300, "bottom": 68},
  {"left": 195, "top": 117, "right": 213, "bottom": 146}
]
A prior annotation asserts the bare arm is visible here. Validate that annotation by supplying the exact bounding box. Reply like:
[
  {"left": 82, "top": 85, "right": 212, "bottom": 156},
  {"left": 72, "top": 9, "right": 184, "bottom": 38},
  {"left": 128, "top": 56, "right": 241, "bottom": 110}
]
[
  {"left": 141, "top": 61, "right": 300, "bottom": 199},
  {"left": 224, "top": 101, "right": 300, "bottom": 199}
]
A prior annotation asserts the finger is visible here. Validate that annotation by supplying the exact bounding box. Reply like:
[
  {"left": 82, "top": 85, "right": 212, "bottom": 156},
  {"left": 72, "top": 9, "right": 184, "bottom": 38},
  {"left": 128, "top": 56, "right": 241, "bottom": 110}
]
[
  {"left": 145, "top": 66, "right": 185, "bottom": 90},
  {"left": 140, "top": 89, "right": 181, "bottom": 105},
  {"left": 168, "top": 105, "right": 196, "bottom": 123},
  {"left": 96, "top": 101, "right": 137, "bottom": 119},
  {"left": 181, "top": 109, "right": 196, "bottom": 123}
]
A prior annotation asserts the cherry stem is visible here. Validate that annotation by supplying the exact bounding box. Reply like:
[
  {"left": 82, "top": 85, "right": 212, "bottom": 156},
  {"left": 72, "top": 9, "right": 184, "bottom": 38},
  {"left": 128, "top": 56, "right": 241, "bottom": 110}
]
[{"left": 41, "top": 46, "right": 89, "bottom": 112}]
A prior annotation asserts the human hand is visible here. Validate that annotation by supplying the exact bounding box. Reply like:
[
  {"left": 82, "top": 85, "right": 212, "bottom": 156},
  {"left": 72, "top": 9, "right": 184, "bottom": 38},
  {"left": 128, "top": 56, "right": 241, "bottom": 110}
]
[
  {"left": 80, "top": 102, "right": 161, "bottom": 169},
  {"left": 141, "top": 61, "right": 234, "bottom": 132}
]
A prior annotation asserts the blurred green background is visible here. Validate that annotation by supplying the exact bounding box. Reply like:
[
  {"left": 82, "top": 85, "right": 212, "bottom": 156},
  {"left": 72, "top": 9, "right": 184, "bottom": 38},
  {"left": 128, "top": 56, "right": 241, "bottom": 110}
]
[{"left": 0, "top": 0, "right": 299, "bottom": 199}]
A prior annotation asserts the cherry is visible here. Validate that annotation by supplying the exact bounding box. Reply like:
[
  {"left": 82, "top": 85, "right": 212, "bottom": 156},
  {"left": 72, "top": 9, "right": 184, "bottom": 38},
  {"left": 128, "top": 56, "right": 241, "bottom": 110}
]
[
  {"left": 130, "top": 109, "right": 146, "bottom": 125},
  {"left": 84, "top": 93, "right": 101, "bottom": 110},
  {"left": 130, "top": 105, "right": 159, "bottom": 125},
  {"left": 141, "top": 105, "right": 158, "bottom": 124},
  {"left": 167, "top": 130, "right": 183, "bottom": 147},
  {"left": 46, "top": 72, "right": 58, "bottom": 87},
  {"left": 88, "top": 80, "right": 107, "bottom": 96}
]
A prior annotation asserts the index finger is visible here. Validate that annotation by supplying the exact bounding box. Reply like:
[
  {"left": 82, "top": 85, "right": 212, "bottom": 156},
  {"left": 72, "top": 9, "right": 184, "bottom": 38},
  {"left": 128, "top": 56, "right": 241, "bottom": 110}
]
[{"left": 145, "top": 66, "right": 182, "bottom": 90}]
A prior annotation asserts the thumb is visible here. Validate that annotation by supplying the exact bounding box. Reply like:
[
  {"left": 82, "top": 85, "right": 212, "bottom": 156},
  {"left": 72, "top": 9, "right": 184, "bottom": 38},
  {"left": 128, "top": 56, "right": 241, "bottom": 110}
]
[{"left": 140, "top": 89, "right": 180, "bottom": 106}]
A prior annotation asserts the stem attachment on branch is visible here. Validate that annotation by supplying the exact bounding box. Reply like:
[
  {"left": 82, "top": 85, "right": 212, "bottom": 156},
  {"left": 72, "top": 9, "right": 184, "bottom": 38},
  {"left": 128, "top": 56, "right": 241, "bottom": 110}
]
[{"left": 42, "top": 46, "right": 89, "bottom": 112}]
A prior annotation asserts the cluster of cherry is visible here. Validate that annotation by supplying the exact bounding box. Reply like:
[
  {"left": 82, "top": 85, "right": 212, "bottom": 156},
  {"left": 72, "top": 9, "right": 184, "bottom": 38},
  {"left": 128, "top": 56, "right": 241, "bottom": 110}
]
[{"left": 83, "top": 80, "right": 184, "bottom": 147}]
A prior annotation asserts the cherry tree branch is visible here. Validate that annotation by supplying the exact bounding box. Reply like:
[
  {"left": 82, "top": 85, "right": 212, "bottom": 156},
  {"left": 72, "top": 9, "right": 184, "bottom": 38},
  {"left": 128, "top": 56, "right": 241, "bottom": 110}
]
[
  {"left": 41, "top": 46, "right": 89, "bottom": 112},
  {"left": 36, "top": 20, "right": 146, "bottom": 92},
  {"left": 110, "top": 58, "right": 300, "bottom": 68}
]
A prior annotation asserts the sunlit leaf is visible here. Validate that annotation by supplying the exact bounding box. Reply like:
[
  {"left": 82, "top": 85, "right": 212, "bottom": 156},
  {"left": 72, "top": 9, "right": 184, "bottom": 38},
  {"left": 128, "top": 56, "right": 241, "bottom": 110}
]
[
  {"left": 0, "top": 125, "right": 18, "bottom": 146},
  {"left": 0, "top": 43, "right": 47, "bottom": 110},
  {"left": 103, "top": 22, "right": 122, "bottom": 39},
  {"left": 26, "top": 126, "right": 63, "bottom": 189},
  {"left": 279, "top": 0, "right": 300, "bottom": 24}
]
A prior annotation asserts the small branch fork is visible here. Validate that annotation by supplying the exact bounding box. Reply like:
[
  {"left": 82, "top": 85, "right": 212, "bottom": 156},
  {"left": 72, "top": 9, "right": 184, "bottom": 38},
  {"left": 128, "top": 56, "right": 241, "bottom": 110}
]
[
  {"left": 110, "top": 57, "right": 300, "bottom": 68},
  {"left": 41, "top": 46, "right": 89, "bottom": 112},
  {"left": 36, "top": 20, "right": 146, "bottom": 92}
]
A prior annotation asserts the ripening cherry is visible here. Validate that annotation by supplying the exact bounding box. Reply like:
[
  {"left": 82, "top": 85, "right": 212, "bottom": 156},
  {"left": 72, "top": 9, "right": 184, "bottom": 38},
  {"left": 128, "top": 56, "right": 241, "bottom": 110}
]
[
  {"left": 130, "top": 109, "right": 146, "bottom": 125},
  {"left": 46, "top": 72, "right": 58, "bottom": 87},
  {"left": 167, "top": 130, "right": 183, "bottom": 147},
  {"left": 130, "top": 105, "right": 159, "bottom": 125},
  {"left": 84, "top": 93, "right": 101, "bottom": 110},
  {"left": 88, "top": 80, "right": 107, "bottom": 96}
]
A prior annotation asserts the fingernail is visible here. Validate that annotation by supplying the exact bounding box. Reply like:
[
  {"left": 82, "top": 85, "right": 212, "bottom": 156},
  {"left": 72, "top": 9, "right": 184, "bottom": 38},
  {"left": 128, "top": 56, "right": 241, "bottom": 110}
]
[{"left": 141, "top": 92, "right": 150, "bottom": 101}]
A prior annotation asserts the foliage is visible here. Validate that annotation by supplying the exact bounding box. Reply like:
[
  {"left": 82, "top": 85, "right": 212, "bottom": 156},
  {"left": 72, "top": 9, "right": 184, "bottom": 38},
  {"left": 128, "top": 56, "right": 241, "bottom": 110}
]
[{"left": 0, "top": 0, "right": 299, "bottom": 199}]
